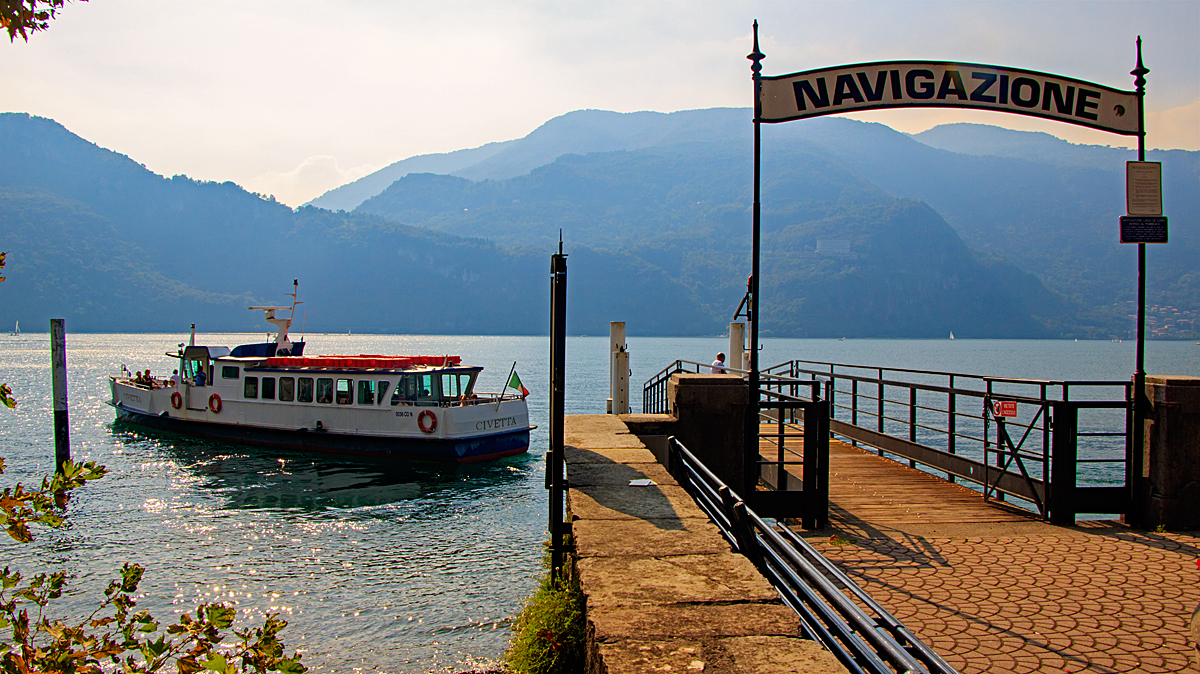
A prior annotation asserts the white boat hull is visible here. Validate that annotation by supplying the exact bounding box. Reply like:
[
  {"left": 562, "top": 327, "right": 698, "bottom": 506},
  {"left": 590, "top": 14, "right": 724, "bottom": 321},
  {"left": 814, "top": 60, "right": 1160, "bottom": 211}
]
[{"left": 110, "top": 379, "right": 531, "bottom": 463}]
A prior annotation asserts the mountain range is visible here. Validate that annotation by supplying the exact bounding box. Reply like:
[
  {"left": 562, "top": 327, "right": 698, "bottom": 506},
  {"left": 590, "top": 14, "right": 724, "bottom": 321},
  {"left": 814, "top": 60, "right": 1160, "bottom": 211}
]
[{"left": 1, "top": 109, "right": 1196, "bottom": 338}]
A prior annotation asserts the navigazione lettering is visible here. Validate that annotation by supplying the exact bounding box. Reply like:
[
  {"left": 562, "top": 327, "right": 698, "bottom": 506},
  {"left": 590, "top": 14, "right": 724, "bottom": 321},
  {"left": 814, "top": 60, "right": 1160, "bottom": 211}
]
[
  {"left": 790, "top": 68, "right": 1102, "bottom": 121},
  {"left": 761, "top": 60, "right": 1136, "bottom": 135}
]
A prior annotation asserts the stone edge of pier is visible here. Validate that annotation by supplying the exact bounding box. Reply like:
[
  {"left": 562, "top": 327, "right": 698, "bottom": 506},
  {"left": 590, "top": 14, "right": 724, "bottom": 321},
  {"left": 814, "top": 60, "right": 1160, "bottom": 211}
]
[{"left": 564, "top": 414, "right": 847, "bottom": 674}]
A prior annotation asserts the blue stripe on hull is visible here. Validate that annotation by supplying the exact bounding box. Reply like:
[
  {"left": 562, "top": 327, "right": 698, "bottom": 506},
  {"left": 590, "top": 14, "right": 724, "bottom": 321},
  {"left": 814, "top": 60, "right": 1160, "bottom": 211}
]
[{"left": 115, "top": 407, "right": 529, "bottom": 463}]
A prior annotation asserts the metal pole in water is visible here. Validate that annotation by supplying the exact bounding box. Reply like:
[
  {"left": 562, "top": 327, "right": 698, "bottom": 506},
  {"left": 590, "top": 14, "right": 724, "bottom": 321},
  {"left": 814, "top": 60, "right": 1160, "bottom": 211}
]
[
  {"left": 548, "top": 238, "right": 568, "bottom": 579},
  {"left": 50, "top": 318, "right": 70, "bottom": 472}
]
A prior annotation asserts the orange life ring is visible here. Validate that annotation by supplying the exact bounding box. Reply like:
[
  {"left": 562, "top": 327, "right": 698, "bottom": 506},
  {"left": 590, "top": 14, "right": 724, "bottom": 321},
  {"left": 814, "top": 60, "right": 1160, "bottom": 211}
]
[
  {"left": 170, "top": 391, "right": 183, "bottom": 409},
  {"left": 417, "top": 410, "right": 437, "bottom": 434},
  {"left": 208, "top": 394, "right": 222, "bottom": 414}
]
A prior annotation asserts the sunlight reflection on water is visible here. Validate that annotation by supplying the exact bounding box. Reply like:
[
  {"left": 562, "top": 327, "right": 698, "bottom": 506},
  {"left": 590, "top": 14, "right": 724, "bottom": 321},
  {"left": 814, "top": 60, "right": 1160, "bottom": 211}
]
[{"left": 0, "top": 332, "right": 1194, "bottom": 671}]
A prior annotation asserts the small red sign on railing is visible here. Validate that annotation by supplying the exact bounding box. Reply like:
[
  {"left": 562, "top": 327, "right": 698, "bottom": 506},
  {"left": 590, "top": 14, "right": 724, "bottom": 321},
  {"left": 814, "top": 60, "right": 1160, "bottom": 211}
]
[{"left": 993, "top": 400, "right": 1018, "bottom": 417}]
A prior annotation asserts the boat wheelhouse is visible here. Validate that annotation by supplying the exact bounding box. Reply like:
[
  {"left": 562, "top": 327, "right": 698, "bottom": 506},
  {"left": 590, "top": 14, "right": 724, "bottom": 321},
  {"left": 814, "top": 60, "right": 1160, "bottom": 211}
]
[{"left": 108, "top": 287, "right": 531, "bottom": 463}]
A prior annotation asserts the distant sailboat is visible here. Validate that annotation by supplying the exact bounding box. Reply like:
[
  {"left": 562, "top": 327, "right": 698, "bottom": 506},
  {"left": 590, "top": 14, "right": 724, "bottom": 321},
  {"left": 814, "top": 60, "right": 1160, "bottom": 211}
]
[
  {"left": 8, "top": 321, "right": 18, "bottom": 336},
  {"left": 949, "top": 331, "right": 955, "bottom": 340}
]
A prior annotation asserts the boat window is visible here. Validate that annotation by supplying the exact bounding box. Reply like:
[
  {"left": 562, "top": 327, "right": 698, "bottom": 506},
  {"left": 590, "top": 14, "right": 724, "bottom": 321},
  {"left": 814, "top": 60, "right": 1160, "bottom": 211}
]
[
  {"left": 376, "top": 381, "right": 390, "bottom": 406},
  {"left": 438, "top": 373, "right": 478, "bottom": 402},
  {"left": 335, "top": 379, "right": 353, "bottom": 405},
  {"left": 441, "top": 373, "right": 460, "bottom": 400},
  {"left": 222, "top": 366, "right": 240, "bottom": 379},
  {"left": 358, "top": 380, "right": 375, "bottom": 405},
  {"left": 261, "top": 377, "right": 276, "bottom": 400},
  {"left": 417, "top": 374, "right": 435, "bottom": 405},
  {"left": 390, "top": 375, "right": 417, "bottom": 405},
  {"left": 316, "top": 378, "right": 333, "bottom": 404},
  {"left": 279, "top": 377, "right": 295, "bottom": 402},
  {"left": 298, "top": 377, "right": 314, "bottom": 403},
  {"left": 244, "top": 376, "right": 258, "bottom": 399}
]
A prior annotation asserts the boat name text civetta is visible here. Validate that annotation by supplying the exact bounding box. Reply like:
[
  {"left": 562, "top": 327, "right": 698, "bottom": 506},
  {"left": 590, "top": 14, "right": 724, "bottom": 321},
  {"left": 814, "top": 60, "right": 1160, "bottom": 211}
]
[{"left": 477, "top": 417, "right": 519, "bottom": 431}]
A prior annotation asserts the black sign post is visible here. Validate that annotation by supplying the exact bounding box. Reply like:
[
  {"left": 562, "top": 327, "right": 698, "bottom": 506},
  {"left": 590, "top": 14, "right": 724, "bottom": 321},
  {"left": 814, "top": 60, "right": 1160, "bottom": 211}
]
[
  {"left": 1128, "top": 40, "right": 1152, "bottom": 526},
  {"left": 746, "top": 23, "right": 764, "bottom": 497}
]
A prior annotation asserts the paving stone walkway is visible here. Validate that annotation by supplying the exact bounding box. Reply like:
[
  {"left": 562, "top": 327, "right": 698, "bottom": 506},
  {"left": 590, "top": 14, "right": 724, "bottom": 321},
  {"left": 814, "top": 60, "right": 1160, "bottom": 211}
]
[
  {"left": 803, "top": 440, "right": 1200, "bottom": 673},
  {"left": 566, "top": 415, "right": 848, "bottom": 673}
]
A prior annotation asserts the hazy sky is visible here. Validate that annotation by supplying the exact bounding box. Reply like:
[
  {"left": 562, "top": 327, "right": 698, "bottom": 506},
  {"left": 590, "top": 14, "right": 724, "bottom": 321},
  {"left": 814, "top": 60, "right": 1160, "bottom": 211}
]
[{"left": 4, "top": 0, "right": 1197, "bottom": 206}]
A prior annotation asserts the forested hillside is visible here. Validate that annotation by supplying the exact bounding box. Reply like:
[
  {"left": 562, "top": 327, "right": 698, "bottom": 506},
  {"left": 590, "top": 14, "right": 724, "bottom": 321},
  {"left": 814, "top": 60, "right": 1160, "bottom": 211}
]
[
  {"left": 346, "top": 109, "right": 1197, "bottom": 338},
  {"left": 3, "top": 109, "right": 1196, "bottom": 338},
  {"left": 0, "top": 114, "right": 711, "bottom": 335}
]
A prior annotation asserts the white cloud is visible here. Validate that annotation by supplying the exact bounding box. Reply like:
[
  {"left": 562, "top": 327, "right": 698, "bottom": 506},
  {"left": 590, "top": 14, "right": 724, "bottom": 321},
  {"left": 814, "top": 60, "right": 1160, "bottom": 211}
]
[
  {"left": 243, "top": 156, "right": 379, "bottom": 208},
  {"left": 1, "top": 0, "right": 1196, "bottom": 182},
  {"left": 1145, "top": 98, "right": 1200, "bottom": 151}
]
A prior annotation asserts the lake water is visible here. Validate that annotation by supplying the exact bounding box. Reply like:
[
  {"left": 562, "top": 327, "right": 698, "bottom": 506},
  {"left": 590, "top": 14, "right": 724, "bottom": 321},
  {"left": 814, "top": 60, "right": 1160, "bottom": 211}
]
[{"left": 0, "top": 333, "right": 1195, "bottom": 672}]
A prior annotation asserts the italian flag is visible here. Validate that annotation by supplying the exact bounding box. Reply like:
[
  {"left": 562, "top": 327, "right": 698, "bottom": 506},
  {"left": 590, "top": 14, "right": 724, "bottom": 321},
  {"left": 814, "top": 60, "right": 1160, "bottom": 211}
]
[{"left": 508, "top": 371, "right": 529, "bottom": 399}]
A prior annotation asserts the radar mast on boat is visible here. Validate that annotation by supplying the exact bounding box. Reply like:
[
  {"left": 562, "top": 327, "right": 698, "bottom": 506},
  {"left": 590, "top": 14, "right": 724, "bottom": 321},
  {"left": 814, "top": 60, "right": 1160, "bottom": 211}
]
[{"left": 249, "top": 279, "right": 302, "bottom": 355}]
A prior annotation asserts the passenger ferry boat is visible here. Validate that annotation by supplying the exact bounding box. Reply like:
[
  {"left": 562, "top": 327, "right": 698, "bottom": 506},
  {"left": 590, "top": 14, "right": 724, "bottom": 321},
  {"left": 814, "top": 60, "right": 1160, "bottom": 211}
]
[{"left": 108, "top": 288, "right": 531, "bottom": 463}]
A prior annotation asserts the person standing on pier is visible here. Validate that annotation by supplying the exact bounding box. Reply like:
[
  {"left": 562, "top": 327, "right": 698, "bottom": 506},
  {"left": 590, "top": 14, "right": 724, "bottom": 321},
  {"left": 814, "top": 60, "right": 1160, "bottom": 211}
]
[{"left": 710, "top": 353, "right": 726, "bottom": 374}]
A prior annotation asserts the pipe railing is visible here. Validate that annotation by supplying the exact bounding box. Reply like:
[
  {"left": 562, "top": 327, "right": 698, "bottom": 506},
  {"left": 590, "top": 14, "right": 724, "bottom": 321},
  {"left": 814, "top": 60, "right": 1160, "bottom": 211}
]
[
  {"left": 669, "top": 436, "right": 959, "bottom": 674},
  {"left": 760, "top": 359, "right": 1132, "bottom": 520},
  {"left": 642, "top": 359, "right": 748, "bottom": 414}
]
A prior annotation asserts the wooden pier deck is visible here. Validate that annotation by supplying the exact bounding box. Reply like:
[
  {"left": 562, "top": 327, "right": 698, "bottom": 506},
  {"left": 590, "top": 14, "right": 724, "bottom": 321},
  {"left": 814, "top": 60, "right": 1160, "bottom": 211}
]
[
  {"left": 817, "top": 437, "right": 1036, "bottom": 532},
  {"left": 773, "top": 430, "right": 1200, "bottom": 673}
]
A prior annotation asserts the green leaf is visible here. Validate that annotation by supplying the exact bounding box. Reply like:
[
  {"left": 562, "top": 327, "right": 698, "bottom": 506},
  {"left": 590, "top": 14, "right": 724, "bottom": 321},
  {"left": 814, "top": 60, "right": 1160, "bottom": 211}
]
[
  {"left": 206, "top": 604, "right": 235, "bottom": 630},
  {"left": 1, "top": 567, "right": 21, "bottom": 588},
  {"left": 277, "top": 657, "right": 308, "bottom": 673},
  {"left": 0, "top": 385, "right": 15, "bottom": 410},
  {"left": 201, "top": 653, "right": 227, "bottom": 671},
  {"left": 141, "top": 634, "right": 169, "bottom": 658},
  {"left": 120, "top": 563, "right": 144, "bottom": 592}
]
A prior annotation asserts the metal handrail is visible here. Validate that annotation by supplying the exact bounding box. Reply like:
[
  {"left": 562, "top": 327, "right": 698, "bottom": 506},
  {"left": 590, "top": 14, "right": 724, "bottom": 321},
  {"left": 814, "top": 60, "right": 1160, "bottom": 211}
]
[
  {"left": 764, "top": 357, "right": 1119, "bottom": 389},
  {"left": 760, "top": 359, "right": 1132, "bottom": 519},
  {"left": 642, "top": 359, "right": 749, "bottom": 414},
  {"left": 670, "top": 436, "right": 959, "bottom": 674}
]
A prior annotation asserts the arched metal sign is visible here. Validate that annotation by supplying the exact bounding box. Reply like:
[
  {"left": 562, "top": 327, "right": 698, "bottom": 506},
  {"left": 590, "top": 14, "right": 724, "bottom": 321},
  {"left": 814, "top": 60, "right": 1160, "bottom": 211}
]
[
  {"left": 759, "top": 61, "right": 1140, "bottom": 135},
  {"left": 742, "top": 23, "right": 1157, "bottom": 514}
]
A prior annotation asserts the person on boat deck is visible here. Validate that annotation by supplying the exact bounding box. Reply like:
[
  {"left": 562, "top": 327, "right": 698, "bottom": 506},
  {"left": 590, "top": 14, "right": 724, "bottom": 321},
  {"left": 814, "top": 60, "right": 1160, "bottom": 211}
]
[
  {"left": 145, "top": 370, "right": 157, "bottom": 389},
  {"left": 195, "top": 369, "right": 207, "bottom": 387},
  {"left": 170, "top": 370, "right": 181, "bottom": 387},
  {"left": 134, "top": 371, "right": 147, "bottom": 386},
  {"left": 710, "top": 353, "right": 726, "bottom": 374}
]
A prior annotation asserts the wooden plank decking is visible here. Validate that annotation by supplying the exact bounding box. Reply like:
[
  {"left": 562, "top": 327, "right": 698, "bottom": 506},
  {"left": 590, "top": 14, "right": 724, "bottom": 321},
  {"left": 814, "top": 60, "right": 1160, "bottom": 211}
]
[{"left": 758, "top": 423, "right": 1037, "bottom": 532}]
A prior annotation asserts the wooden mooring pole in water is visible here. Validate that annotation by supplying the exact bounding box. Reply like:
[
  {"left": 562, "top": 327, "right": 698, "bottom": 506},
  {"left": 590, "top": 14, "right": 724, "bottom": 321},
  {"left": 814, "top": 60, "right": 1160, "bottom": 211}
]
[{"left": 50, "top": 318, "right": 70, "bottom": 472}]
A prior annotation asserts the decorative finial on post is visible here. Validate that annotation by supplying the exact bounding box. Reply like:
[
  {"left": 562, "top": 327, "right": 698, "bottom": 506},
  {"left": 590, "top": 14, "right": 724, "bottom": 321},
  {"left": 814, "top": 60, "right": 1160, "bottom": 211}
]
[
  {"left": 747, "top": 20, "right": 764, "bottom": 77},
  {"left": 1131, "top": 35, "right": 1148, "bottom": 93}
]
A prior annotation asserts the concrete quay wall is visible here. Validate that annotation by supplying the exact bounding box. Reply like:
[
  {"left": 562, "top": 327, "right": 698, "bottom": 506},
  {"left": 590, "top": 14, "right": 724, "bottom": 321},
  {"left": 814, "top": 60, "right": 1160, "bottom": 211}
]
[
  {"left": 1139, "top": 375, "right": 1200, "bottom": 529},
  {"left": 563, "top": 414, "right": 845, "bottom": 674}
]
